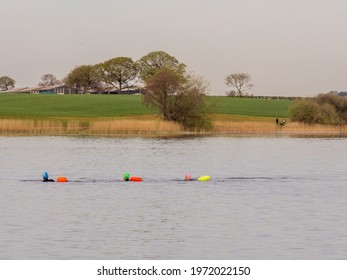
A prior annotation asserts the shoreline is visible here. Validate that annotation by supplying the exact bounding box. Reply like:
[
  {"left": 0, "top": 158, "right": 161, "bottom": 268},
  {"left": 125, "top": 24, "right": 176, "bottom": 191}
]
[{"left": 0, "top": 117, "right": 346, "bottom": 137}]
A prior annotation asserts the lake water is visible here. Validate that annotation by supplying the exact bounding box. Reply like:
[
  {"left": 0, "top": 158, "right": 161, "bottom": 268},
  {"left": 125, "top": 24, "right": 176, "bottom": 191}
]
[{"left": 0, "top": 136, "right": 346, "bottom": 260}]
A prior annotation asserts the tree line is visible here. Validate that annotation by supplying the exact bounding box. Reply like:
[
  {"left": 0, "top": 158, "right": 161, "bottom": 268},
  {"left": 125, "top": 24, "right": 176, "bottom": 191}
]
[{"left": 1, "top": 50, "right": 254, "bottom": 96}]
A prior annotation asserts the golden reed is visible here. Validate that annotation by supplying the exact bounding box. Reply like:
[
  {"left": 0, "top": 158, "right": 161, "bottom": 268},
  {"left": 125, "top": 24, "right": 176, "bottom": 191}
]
[
  {"left": 0, "top": 118, "right": 182, "bottom": 136},
  {"left": 0, "top": 118, "right": 346, "bottom": 136},
  {"left": 213, "top": 121, "right": 347, "bottom": 136}
]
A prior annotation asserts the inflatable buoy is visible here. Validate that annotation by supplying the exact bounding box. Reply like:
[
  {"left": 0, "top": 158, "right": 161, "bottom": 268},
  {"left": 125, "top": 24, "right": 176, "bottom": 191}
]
[
  {"left": 129, "top": 176, "right": 142, "bottom": 182},
  {"left": 197, "top": 175, "right": 210, "bottom": 181},
  {"left": 57, "top": 176, "right": 68, "bottom": 183}
]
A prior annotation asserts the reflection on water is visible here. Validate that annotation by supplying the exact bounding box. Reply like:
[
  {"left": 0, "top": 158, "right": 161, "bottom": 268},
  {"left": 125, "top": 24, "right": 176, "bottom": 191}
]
[{"left": 0, "top": 136, "right": 347, "bottom": 259}]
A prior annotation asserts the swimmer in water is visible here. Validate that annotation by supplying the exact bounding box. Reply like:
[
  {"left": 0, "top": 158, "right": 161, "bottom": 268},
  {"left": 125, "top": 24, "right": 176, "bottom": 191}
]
[
  {"left": 42, "top": 171, "right": 54, "bottom": 182},
  {"left": 123, "top": 172, "right": 130, "bottom": 181}
]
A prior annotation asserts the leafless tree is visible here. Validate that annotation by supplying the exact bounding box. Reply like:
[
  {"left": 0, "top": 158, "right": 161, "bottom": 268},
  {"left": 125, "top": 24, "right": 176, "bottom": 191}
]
[
  {"left": 38, "top": 74, "right": 61, "bottom": 86},
  {"left": 225, "top": 73, "right": 254, "bottom": 96}
]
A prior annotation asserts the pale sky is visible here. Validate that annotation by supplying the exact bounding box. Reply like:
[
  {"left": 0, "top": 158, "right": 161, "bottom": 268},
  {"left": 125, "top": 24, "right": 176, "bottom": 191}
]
[{"left": 1, "top": 0, "right": 346, "bottom": 96}]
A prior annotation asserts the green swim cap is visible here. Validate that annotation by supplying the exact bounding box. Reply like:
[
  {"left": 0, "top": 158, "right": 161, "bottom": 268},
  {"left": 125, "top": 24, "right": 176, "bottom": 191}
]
[{"left": 123, "top": 172, "right": 130, "bottom": 180}]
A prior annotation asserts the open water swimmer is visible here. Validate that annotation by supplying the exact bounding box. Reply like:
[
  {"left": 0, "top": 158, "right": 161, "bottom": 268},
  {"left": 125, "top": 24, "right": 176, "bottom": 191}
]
[
  {"left": 42, "top": 171, "right": 54, "bottom": 182},
  {"left": 123, "top": 172, "right": 143, "bottom": 182},
  {"left": 184, "top": 174, "right": 211, "bottom": 181}
]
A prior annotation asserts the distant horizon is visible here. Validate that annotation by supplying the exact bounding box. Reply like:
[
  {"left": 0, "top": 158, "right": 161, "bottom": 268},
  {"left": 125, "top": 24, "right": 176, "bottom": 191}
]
[{"left": 1, "top": 0, "right": 346, "bottom": 97}]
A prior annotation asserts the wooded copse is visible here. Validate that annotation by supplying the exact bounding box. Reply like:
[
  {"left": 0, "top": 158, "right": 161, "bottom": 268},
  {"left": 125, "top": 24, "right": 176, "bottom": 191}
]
[
  {"left": 64, "top": 51, "right": 186, "bottom": 94},
  {"left": 65, "top": 50, "right": 212, "bottom": 130}
]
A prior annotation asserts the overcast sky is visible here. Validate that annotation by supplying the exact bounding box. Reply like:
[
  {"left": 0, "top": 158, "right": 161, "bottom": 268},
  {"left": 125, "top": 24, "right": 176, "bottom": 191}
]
[{"left": 1, "top": 0, "right": 346, "bottom": 96}]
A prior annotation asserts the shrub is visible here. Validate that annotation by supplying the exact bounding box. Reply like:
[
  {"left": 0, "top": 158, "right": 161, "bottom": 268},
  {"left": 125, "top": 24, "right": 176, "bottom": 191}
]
[
  {"left": 317, "top": 103, "right": 341, "bottom": 125},
  {"left": 317, "top": 93, "right": 346, "bottom": 116},
  {"left": 143, "top": 69, "right": 212, "bottom": 130},
  {"left": 290, "top": 99, "right": 321, "bottom": 124},
  {"left": 290, "top": 93, "right": 347, "bottom": 125}
]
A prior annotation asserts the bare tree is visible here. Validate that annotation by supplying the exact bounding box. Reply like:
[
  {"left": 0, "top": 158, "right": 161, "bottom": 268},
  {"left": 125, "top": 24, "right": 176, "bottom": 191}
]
[
  {"left": 38, "top": 74, "right": 61, "bottom": 86},
  {"left": 225, "top": 73, "right": 254, "bottom": 96}
]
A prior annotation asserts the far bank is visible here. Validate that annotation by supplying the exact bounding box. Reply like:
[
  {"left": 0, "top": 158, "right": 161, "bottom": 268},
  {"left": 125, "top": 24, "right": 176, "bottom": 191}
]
[{"left": 1, "top": 93, "right": 345, "bottom": 136}]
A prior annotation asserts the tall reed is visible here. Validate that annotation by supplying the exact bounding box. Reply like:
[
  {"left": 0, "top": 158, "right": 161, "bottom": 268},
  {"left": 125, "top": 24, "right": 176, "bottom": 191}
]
[
  {"left": 88, "top": 119, "right": 182, "bottom": 135},
  {"left": 0, "top": 118, "right": 182, "bottom": 136},
  {"left": 0, "top": 118, "right": 346, "bottom": 136},
  {"left": 213, "top": 120, "right": 347, "bottom": 136}
]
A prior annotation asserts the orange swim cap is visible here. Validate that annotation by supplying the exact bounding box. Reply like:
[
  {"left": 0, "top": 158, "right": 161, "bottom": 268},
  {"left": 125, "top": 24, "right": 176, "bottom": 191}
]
[{"left": 185, "top": 174, "right": 191, "bottom": 181}]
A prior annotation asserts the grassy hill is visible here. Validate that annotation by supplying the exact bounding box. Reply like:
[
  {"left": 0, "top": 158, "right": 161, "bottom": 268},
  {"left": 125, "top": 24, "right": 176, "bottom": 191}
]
[{"left": 0, "top": 93, "right": 292, "bottom": 119}]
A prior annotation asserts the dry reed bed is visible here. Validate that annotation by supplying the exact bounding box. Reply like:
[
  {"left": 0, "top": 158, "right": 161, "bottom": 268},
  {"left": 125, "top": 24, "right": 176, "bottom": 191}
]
[
  {"left": 0, "top": 119, "right": 85, "bottom": 135},
  {"left": 0, "top": 118, "right": 182, "bottom": 136},
  {"left": 89, "top": 119, "right": 182, "bottom": 134},
  {"left": 0, "top": 118, "right": 346, "bottom": 136}
]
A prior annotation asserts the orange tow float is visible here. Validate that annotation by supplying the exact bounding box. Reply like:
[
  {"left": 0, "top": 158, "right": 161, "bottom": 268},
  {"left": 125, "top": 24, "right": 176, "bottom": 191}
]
[
  {"left": 129, "top": 176, "right": 142, "bottom": 182},
  {"left": 57, "top": 176, "right": 68, "bottom": 183}
]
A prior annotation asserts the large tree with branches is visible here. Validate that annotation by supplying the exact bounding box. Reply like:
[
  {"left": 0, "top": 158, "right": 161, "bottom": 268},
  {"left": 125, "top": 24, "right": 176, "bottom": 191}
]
[
  {"left": 225, "top": 73, "right": 254, "bottom": 96},
  {"left": 0, "top": 76, "right": 15, "bottom": 91},
  {"left": 137, "top": 51, "right": 186, "bottom": 82},
  {"left": 98, "top": 57, "right": 138, "bottom": 94},
  {"left": 144, "top": 69, "right": 211, "bottom": 130}
]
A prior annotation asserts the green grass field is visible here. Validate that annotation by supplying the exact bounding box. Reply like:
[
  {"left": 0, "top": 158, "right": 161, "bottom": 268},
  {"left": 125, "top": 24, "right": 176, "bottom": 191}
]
[
  {"left": 0, "top": 94, "right": 156, "bottom": 118},
  {"left": 206, "top": 96, "right": 291, "bottom": 118},
  {"left": 0, "top": 93, "right": 292, "bottom": 119}
]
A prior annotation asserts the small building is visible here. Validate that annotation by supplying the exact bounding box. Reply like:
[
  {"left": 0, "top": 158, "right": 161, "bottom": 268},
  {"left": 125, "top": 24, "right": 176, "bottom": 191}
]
[
  {"left": 37, "top": 85, "right": 76, "bottom": 94},
  {"left": 0, "top": 87, "right": 29, "bottom": 93},
  {"left": 20, "top": 86, "right": 46, "bottom": 94},
  {"left": 108, "top": 87, "right": 142, "bottom": 94},
  {"left": 1, "top": 85, "right": 76, "bottom": 94}
]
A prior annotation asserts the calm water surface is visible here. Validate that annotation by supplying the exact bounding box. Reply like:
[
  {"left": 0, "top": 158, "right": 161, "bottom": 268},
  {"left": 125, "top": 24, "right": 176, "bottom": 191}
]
[{"left": 0, "top": 136, "right": 346, "bottom": 259}]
